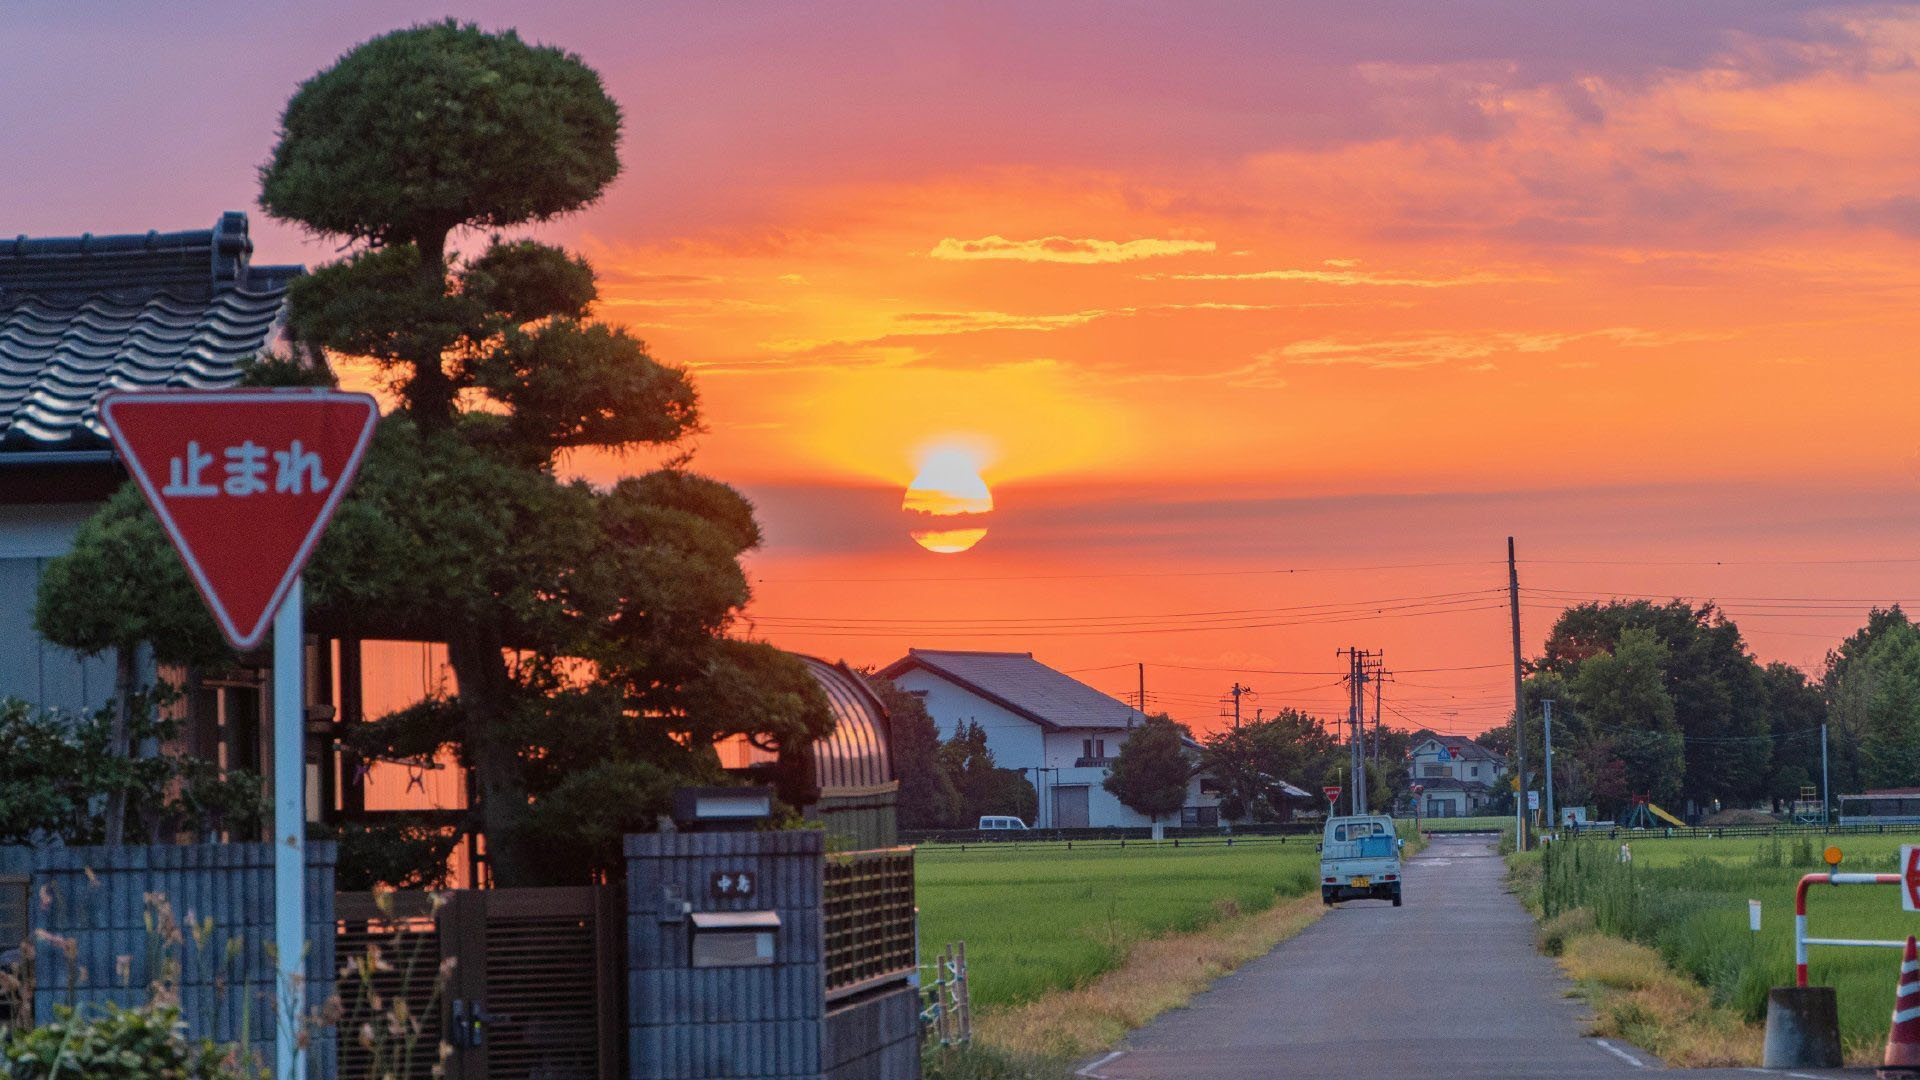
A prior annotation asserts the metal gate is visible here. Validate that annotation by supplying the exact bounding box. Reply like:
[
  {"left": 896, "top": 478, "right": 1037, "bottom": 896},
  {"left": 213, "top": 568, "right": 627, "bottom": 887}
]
[{"left": 336, "top": 886, "right": 623, "bottom": 1080}]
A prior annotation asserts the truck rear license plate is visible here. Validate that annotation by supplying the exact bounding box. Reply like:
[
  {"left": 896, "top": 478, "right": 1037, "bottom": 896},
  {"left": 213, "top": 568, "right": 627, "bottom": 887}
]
[{"left": 1349, "top": 876, "right": 1370, "bottom": 888}]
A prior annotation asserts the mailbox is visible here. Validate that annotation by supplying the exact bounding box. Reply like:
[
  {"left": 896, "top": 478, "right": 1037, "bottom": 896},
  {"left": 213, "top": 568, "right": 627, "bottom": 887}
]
[{"left": 689, "top": 910, "right": 780, "bottom": 968}]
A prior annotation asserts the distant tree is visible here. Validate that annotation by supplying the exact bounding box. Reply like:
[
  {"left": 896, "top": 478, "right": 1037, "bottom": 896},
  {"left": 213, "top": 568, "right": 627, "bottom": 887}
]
[
  {"left": 937, "top": 722, "right": 1036, "bottom": 825},
  {"left": 1761, "top": 662, "right": 1827, "bottom": 806},
  {"left": 1822, "top": 606, "right": 1913, "bottom": 699},
  {"left": 1538, "top": 600, "right": 1769, "bottom": 808},
  {"left": 867, "top": 678, "right": 963, "bottom": 829},
  {"left": 1831, "top": 621, "right": 1920, "bottom": 789},
  {"left": 1473, "top": 726, "right": 1513, "bottom": 760},
  {"left": 1104, "top": 715, "right": 1193, "bottom": 825},
  {"left": 1201, "top": 708, "right": 1339, "bottom": 822},
  {"left": 1570, "top": 628, "right": 1684, "bottom": 809}
]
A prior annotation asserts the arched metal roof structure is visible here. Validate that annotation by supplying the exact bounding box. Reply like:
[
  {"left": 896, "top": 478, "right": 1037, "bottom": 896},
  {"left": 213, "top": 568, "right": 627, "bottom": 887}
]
[{"left": 799, "top": 655, "right": 894, "bottom": 793}]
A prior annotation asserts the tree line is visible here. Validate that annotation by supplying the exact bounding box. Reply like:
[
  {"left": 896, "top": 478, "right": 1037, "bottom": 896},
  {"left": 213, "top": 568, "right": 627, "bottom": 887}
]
[{"left": 887, "top": 598, "right": 1920, "bottom": 831}]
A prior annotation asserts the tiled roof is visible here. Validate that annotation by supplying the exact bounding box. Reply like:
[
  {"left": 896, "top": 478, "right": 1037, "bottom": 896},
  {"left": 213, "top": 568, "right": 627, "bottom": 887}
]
[
  {"left": 1415, "top": 733, "right": 1503, "bottom": 764},
  {"left": 0, "top": 212, "right": 300, "bottom": 452},
  {"left": 878, "top": 648, "right": 1148, "bottom": 731}
]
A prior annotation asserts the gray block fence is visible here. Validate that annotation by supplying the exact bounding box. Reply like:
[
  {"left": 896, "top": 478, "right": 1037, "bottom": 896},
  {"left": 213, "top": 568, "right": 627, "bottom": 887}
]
[
  {"left": 626, "top": 830, "right": 827, "bottom": 1080},
  {"left": 0, "top": 842, "right": 336, "bottom": 1077},
  {"left": 824, "top": 985, "right": 920, "bottom": 1080}
]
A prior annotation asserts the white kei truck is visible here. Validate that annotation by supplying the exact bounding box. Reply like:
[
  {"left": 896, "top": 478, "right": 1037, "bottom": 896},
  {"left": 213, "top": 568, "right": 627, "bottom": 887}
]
[{"left": 1318, "top": 814, "right": 1405, "bottom": 906}]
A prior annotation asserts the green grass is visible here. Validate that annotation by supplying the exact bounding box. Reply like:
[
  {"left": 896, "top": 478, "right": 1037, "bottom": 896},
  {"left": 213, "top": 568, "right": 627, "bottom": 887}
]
[
  {"left": 1518, "top": 830, "right": 1920, "bottom": 1060},
  {"left": 915, "top": 839, "right": 1323, "bottom": 1010}
]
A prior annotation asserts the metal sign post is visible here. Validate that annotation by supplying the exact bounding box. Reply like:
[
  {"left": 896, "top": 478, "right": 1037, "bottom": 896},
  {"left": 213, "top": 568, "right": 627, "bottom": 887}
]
[
  {"left": 100, "top": 389, "right": 379, "bottom": 1080},
  {"left": 274, "top": 579, "right": 305, "bottom": 1080}
]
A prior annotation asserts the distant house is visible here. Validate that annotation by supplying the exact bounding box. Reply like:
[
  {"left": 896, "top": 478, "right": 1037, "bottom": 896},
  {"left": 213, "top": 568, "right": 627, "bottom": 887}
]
[
  {"left": 0, "top": 212, "right": 299, "bottom": 726},
  {"left": 877, "top": 648, "right": 1228, "bottom": 828},
  {"left": 1408, "top": 733, "right": 1506, "bottom": 818}
]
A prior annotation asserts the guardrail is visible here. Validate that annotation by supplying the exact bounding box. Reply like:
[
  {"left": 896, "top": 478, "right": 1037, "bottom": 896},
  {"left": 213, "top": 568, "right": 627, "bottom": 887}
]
[{"left": 1794, "top": 871, "right": 1908, "bottom": 987}]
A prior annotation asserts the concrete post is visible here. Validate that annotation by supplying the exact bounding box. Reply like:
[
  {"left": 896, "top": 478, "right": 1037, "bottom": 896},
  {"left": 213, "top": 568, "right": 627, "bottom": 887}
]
[{"left": 1763, "top": 986, "right": 1842, "bottom": 1068}]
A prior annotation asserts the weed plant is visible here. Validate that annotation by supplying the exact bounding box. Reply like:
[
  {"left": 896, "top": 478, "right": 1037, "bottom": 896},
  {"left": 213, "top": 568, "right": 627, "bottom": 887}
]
[{"left": 1528, "top": 832, "right": 1920, "bottom": 1059}]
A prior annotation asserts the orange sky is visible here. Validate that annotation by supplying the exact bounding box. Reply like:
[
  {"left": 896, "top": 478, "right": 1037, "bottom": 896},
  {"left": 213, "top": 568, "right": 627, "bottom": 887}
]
[{"left": 15, "top": 3, "right": 1920, "bottom": 733}]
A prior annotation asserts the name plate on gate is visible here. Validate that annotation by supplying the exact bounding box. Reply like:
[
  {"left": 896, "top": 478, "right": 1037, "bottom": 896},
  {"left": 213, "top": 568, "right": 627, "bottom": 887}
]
[{"left": 710, "top": 870, "right": 757, "bottom": 899}]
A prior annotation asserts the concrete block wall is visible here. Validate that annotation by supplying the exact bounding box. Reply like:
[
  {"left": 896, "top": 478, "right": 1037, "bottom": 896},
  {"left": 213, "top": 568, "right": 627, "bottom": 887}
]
[
  {"left": 824, "top": 985, "right": 921, "bottom": 1080},
  {"left": 625, "top": 830, "right": 827, "bottom": 1080},
  {"left": 0, "top": 842, "right": 337, "bottom": 1077}
]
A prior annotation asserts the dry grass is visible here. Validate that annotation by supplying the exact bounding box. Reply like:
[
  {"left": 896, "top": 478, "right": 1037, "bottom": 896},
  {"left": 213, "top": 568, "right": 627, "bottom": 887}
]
[
  {"left": 975, "top": 892, "right": 1325, "bottom": 1060},
  {"left": 1556, "top": 931, "right": 1763, "bottom": 1067}
]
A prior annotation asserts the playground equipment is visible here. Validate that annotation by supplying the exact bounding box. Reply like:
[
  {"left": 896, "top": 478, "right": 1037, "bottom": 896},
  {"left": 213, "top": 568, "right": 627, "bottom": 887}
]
[
  {"left": 1792, "top": 783, "right": 1823, "bottom": 826},
  {"left": 1619, "top": 795, "right": 1687, "bottom": 830}
]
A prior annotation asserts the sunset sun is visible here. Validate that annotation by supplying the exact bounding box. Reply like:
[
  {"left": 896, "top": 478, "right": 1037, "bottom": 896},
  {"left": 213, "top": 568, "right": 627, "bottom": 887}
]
[{"left": 903, "top": 443, "right": 993, "bottom": 553}]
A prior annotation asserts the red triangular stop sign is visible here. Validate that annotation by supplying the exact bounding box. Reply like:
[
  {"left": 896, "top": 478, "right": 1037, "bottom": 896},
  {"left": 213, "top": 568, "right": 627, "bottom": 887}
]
[
  {"left": 101, "top": 389, "right": 379, "bottom": 650},
  {"left": 1323, "top": 785, "right": 1342, "bottom": 804}
]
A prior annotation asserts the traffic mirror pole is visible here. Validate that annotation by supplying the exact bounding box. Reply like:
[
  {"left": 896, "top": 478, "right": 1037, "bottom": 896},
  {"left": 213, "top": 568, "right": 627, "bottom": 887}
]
[{"left": 274, "top": 578, "right": 306, "bottom": 1080}]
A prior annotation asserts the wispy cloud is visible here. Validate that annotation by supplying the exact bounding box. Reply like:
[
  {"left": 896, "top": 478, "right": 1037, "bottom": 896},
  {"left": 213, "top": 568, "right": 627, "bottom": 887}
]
[
  {"left": 1270, "top": 326, "right": 1721, "bottom": 370},
  {"left": 763, "top": 307, "right": 1134, "bottom": 353},
  {"left": 1151, "top": 266, "right": 1548, "bottom": 287},
  {"left": 930, "top": 235, "right": 1216, "bottom": 264}
]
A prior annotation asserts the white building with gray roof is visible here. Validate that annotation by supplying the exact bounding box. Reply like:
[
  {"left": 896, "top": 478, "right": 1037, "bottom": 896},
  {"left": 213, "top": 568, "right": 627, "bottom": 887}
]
[{"left": 878, "top": 648, "right": 1229, "bottom": 829}]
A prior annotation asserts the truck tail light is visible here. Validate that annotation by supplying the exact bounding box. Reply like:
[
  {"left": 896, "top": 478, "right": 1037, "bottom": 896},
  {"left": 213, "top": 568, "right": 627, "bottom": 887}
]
[
  {"left": 1323, "top": 877, "right": 1336, "bottom": 884},
  {"left": 1385, "top": 874, "right": 1397, "bottom": 881}
]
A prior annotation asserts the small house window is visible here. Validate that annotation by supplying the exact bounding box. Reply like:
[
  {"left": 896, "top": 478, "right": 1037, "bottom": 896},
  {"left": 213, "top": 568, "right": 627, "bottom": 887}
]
[
  {"left": 1082, "top": 739, "right": 1105, "bottom": 760},
  {"left": 1422, "top": 765, "right": 1447, "bottom": 777}
]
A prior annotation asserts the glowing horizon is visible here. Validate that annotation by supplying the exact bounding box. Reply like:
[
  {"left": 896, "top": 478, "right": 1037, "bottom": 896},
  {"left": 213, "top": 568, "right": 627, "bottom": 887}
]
[{"left": 20, "top": 3, "right": 1920, "bottom": 732}]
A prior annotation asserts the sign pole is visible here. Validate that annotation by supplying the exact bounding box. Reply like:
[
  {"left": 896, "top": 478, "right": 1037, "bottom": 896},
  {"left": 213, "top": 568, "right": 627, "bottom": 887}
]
[{"left": 273, "top": 578, "right": 306, "bottom": 1080}]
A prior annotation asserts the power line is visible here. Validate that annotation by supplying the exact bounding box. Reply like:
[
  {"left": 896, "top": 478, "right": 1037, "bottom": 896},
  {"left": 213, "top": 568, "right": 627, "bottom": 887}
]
[
  {"left": 756, "top": 558, "right": 1503, "bottom": 585},
  {"left": 751, "top": 588, "right": 1504, "bottom": 628},
  {"left": 751, "top": 601, "right": 1508, "bottom": 638}
]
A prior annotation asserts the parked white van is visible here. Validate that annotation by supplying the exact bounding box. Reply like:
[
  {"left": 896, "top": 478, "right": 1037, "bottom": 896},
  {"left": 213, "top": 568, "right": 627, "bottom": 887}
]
[{"left": 977, "top": 816, "right": 1028, "bottom": 831}]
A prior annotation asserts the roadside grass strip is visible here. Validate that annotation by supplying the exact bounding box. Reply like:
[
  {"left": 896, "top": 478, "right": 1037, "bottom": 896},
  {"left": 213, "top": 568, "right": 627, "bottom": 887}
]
[
  {"left": 1514, "top": 831, "right": 1920, "bottom": 1066},
  {"left": 975, "top": 892, "right": 1326, "bottom": 1060}
]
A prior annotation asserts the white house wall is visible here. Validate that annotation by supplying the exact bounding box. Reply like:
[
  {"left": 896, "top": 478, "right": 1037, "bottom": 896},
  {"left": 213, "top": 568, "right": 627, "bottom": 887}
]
[
  {"left": 892, "top": 666, "right": 1044, "bottom": 787},
  {"left": 0, "top": 503, "right": 121, "bottom": 714},
  {"left": 895, "top": 668, "right": 1227, "bottom": 829}
]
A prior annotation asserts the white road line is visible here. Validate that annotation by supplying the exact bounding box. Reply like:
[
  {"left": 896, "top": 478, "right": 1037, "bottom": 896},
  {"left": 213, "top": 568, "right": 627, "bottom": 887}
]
[
  {"left": 1593, "top": 1039, "right": 1646, "bottom": 1068},
  {"left": 1077, "top": 1049, "right": 1126, "bottom": 1078}
]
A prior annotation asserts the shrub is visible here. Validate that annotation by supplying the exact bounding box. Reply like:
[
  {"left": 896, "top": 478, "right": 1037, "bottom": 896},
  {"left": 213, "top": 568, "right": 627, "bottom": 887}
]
[
  {"left": 2, "top": 1003, "right": 247, "bottom": 1079},
  {"left": 1538, "top": 907, "right": 1597, "bottom": 956}
]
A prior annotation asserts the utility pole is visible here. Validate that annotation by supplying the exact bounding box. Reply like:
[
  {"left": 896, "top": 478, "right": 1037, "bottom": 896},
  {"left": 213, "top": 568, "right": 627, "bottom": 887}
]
[
  {"left": 1821, "top": 722, "right": 1831, "bottom": 826},
  {"left": 1543, "top": 700, "right": 1555, "bottom": 830},
  {"left": 1227, "top": 682, "right": 1254, "bottom": 728},
  {"left": 1338, "top": 648, "right": 1375, "bottom": 816},
  {"left": 1508, "top": 537, "right": 1528, "bottom": 852},
  {"left": 1371, "top": 656, "right": 1391, "bottom": 761},
  {"left": 1138, "top": 662, "right": 1146, "bottom": 715}
]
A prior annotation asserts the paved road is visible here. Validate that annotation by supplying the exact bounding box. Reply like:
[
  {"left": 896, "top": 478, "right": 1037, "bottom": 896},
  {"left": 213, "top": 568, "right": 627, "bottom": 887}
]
[{"left": 1081, "top": 834, "right": 1865, "bottom": 1079}]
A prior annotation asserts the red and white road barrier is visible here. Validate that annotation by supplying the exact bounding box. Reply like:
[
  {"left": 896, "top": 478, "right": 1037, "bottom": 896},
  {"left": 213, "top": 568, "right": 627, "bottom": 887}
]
[{"left": 1794, "top": 872, "right": 1906, "bottom": 987}]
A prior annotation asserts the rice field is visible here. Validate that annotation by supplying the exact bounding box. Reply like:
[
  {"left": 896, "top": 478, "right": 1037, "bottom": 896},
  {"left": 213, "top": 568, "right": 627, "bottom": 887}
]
[
  {"left": 914, "top": 838, "right": 1324, "bottom": 1010},
  {"left": 1518, "top": 830, "right": 1920, "bottom": 1061}
]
